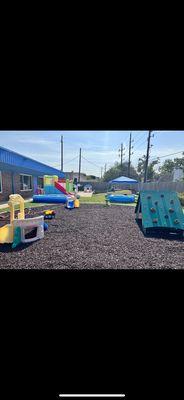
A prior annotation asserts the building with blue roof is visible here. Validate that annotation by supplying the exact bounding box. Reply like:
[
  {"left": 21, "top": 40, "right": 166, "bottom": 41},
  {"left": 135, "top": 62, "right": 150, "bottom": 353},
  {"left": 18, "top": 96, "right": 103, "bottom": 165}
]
[{"left": 0, "top": 146, "right": 65, "bottom": 201}]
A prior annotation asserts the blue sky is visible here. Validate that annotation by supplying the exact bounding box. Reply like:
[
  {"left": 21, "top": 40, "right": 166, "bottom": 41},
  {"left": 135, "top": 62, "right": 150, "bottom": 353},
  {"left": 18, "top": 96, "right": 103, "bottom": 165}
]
[{"left": 0, "top": 131, "right": 184, "bottom": 176}]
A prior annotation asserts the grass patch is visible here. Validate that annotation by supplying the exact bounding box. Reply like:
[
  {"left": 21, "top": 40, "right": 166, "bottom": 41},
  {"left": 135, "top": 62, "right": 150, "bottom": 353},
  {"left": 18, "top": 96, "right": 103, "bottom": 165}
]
[
  {"left": 79, "top": 192, "right": 137, "bottom": 206},
  {"left": 0, "top": 192, "right": 138, "bottom": 213},
  {"left": 80, "top": 193, "right": 106, "bottom": 204},
  {"left": 0, "top": 201, "right": 48, "bottom": 214}
]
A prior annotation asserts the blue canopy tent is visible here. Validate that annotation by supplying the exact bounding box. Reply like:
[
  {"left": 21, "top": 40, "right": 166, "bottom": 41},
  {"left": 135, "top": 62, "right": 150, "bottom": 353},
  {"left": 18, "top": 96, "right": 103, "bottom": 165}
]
[
  {"left": 107, "top": 176, "right": 139, "bottom": 203},
  {"left": 108, "top": 176, "right": 138, "bottom": 192},
  {"left": 109, "top": 176, "right": 138, "bottom": 184}
]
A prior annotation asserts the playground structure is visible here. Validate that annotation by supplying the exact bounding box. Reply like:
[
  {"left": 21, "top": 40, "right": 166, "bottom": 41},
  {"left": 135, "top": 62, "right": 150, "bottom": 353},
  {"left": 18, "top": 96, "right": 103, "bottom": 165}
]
[
  {"left": 33, "top": 194, "right": 67, "bottom": 203},
  {"left": 33, "top": 175, "right": 79, "bottom": 209},
  {"left": 135, "top": 190, "right": 184, "bottom": 236},
  {"left": 43, "top": 175, "right": 74, "bottom": 196},
  {"left": 66, "top": 197, "right": 75, "bottom": 209},
  {"left": 0, "top": 194, "right": 44, "bottom": 248},
  {"left": 33, "top": 175, "right": 80, "bottom": 208},
  {"left": 33, "top": 175, "right": 76, "bottom": 203},
  {"left": 84, "top": 184, "right": 93, "bottom": 193}
]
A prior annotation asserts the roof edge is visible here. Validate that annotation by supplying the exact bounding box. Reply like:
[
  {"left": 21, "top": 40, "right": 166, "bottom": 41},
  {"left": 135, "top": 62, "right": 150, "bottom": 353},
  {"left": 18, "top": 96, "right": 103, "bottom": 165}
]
[{"left": 0, "top": 145, "right": 64, "bottom": 176}]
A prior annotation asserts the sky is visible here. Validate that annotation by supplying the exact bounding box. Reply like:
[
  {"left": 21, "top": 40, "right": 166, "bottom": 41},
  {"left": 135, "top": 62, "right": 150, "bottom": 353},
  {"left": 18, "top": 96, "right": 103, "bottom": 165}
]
[{"left": 0, "top": 131, "right": 184, "bottom": 177}]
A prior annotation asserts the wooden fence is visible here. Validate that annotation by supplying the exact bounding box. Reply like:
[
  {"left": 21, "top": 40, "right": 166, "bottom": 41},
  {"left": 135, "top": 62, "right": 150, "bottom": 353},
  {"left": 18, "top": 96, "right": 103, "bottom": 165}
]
[
  {"left": 79, "top": 181, "right": 184, "bottom": 193},
  {"left": 137, "top": 181, "right": 184, "bottom": 192}
]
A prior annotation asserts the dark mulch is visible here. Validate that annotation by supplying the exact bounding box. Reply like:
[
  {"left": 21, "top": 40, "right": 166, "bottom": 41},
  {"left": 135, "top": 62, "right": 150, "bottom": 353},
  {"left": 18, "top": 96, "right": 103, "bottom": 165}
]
[{"left": 0, "top": 204, "right": 184, "bottom": 269}]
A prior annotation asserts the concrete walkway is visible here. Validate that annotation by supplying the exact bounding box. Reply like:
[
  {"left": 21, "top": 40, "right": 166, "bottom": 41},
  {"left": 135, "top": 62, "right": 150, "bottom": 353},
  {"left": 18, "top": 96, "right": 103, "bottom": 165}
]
[{"left": 78, "top": 191, "right": 93, "bottom": 197}]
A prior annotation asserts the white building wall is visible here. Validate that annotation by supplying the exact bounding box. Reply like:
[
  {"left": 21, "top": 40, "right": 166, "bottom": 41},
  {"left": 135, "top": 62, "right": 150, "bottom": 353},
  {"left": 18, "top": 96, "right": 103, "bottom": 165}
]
[{"left": 173, "top": 168, "right": 184, "bottom": 182}]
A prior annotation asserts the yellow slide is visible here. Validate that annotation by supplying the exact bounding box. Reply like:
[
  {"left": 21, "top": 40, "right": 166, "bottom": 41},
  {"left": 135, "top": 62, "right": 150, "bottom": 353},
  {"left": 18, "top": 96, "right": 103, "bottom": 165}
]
[{"left": 0, "top": 224, "right": 13, "bottom": 244}]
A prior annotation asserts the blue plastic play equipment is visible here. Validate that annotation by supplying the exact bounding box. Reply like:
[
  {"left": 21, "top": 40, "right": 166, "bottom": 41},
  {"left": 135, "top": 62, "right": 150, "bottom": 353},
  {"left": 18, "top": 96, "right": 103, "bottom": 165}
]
[
  {"left": 44, "top": 222, "right": 48, "bottom": 231},
  {"left": 33, "top": 194, "right": 67, "bottom": 204},
  {"left": 107, "top": 194, "right": 135, "bottom": 203},
  {"left": 66, "top": 198, "right": 74, "bottom": 209}
]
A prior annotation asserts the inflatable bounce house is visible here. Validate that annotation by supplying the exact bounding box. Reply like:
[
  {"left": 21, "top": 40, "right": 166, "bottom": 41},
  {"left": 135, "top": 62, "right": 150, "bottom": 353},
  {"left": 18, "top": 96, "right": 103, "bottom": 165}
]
[
  {"left": 33, "top": 176, "right": 80, "bottom": 208},
  {"left": 0, "top": 194, "right": 44, "bottom": 248},
  {"left": 33, "top": 175, "right": 74, "bottom": 203}
]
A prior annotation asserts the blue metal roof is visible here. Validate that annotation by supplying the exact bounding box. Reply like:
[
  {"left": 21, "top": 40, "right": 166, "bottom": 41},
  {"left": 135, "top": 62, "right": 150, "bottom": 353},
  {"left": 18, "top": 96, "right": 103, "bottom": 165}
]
[{"left": 0, "top": 146, "right": 65, "bottom": 178}]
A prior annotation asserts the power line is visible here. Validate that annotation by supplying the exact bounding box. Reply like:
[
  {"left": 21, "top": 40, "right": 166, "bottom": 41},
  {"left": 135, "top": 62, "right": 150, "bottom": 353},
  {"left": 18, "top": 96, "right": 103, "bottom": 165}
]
[
  {"left": 133, "top": 138, "right": 148, "bottom": 151},
  {"left": 133, "top": 132, "right": 148, "bottom": 146},
  {"left": 63, "top": 155, "right": 79, "bottom": 165},
  {"left": 150, "top": 150, "right": 184, "bottom": 161},
  {"left": 81, "top": 155, "right": 103, "bottom": 169},
  {"left": 124, "top": 133, "right": 132, "bottom": 148},
  {"left": 52, "top": 155, "right": 79, "bottom": 169},
  {"left": 129, "top": 131, "right": 157, "bottom": 154}
]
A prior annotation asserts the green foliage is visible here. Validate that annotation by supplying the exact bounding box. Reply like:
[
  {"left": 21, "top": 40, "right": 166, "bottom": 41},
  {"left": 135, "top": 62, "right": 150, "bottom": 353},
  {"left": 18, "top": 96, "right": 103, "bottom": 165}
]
[
  {"left": 159, "top": 159, "right": 175, "bottom": 175},
  {"left": 137, "top": 155, "right": 159, "bottom": 180},
  {"left": 174, "top": 153, "right": 184, "bottom": 170},
  {"left": 103, "top": 162, "right": 139, "bottom": 182},
  {"left": 159, "top": 153, "right": 184, "bottom": 177},
  {"left": 102, "top": 154, "right": 184, "bottom": 183},
  {"left": 86, "top": 175, "right": 97, "bottom": 180}
]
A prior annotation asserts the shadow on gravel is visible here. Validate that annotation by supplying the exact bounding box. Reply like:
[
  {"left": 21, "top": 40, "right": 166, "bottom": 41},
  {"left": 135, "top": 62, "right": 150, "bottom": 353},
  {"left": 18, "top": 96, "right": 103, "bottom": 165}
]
[
  {"left": 136, "top": 219, "right": 184, "bottom": 241},
  {"left": 0, "top": 242, "right": 35, "bottom": 253}
]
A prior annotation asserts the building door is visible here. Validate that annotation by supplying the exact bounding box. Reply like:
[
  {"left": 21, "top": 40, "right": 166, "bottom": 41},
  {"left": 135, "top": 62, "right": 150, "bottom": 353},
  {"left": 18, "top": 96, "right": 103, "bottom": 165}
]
[{"left": 33, "top": 176, "right": 38, "bottom": 194}]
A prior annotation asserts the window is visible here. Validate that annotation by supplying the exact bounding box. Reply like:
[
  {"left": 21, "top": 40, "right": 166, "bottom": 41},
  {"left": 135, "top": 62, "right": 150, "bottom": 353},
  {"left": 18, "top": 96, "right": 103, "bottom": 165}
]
[
  {"left": 0, "top": 171, "right": 2, "bottom": 193},
  {"left": 37, "top": 176, "right": 44, "bottom": 189},
  {"left": 20, "top": 174, "right": 32, "bottom": 191}
]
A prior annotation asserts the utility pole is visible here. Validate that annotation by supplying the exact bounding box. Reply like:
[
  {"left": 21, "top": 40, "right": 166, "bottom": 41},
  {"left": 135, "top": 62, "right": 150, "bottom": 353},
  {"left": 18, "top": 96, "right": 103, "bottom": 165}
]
[
  {"left": 101, "top": 167, "right": 103, "bottom": 179},
  {"left": 104, "top": 163, "right": 107, "bottom": 174},
  {"left": 128, "top": 133, "right": 134, "bottom": 177},
  {"left": 144, "top": 131, "right": 154, "bottom": 183},
  {"left": 119, "top": 143, "right": 125, "bottom": 173},
  {"left": 61, "top": 135, "right": 63, "bottom": 171},
  {"left": 78, "top": 148, "right": 81, "bottom": 183}
]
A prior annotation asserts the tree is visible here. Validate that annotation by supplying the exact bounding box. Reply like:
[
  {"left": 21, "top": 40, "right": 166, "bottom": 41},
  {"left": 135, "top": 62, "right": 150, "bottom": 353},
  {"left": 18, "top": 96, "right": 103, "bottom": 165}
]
[
  {"left": 158, "top": 153, "right": 184, "bottom": 181},
  {"left": 173, "top": 153, "right": 184, "bottom": 170},
  {"left": 86, "top": 175, "right": 98, "bottom": 180},
  {"left": 137, "top": 155, "right": 159, "bottom": 181},
  {"left": 103, "top": 162, "right": 139, "bottom": 182},
  {"left": 158, "top": 159, "right": 175, "bottom": 175},
  {"left": 158, "top": 154, "right": 184, "bottom": 175}
]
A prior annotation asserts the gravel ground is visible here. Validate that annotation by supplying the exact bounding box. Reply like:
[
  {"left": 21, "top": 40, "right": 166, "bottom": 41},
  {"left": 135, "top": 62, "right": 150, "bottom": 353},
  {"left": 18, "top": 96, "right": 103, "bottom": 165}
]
[{"left": 0, "top": 204, "right": 184, "bottom": 269}]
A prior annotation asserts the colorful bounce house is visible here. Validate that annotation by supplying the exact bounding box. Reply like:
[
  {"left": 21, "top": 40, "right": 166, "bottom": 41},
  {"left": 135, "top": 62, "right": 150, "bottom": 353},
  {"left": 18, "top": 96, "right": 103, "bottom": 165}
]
[
  {"left": 33, "top": 176, "right": 79, "bottom": 208},
  {"left": 0, "top": 194, "right": 44, "bottom": 248}
]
